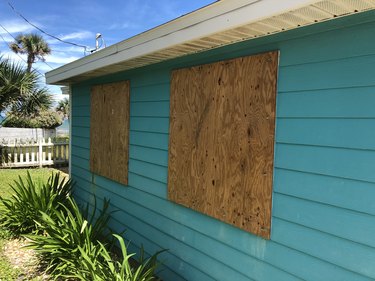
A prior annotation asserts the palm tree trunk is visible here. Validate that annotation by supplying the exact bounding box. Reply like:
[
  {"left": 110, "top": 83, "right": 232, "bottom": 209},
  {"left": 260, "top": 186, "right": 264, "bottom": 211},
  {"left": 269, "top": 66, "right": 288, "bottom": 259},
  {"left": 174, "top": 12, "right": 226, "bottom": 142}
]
[
  {"left": 26, "top": 54, "right": 34, "bottom": 72},
  {"left": 26, "top": 59, "right": 32, "bottom": 72}
]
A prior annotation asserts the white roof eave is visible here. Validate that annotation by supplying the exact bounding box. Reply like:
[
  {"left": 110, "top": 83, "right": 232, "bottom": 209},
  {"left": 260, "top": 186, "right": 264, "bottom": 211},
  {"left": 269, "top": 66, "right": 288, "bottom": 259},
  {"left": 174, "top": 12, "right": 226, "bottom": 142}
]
[{"left": 46, "top": 0, "right": 373, "bottom": 85}]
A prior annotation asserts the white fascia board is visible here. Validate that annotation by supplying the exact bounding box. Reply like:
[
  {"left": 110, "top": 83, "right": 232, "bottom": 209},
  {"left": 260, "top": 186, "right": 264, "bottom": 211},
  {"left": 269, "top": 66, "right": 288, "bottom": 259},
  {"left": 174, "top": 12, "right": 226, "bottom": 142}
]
[{"left": 46, "top": 0, "right": 321, "bottom": 84}]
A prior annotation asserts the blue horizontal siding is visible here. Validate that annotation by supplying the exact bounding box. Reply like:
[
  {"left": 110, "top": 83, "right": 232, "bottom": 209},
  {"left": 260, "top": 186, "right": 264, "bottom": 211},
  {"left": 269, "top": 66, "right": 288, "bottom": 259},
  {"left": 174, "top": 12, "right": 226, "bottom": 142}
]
[
  {"left": 277, "top": 87, "right": 375, "bottom": 118},
  {"left": 71, "top": 95, "right": 89, "bottom": 107},
  {"left": 130, "top": 117, "right": 169, "bottom": 133},
  {"left": 275, "top": 144, "right": 375, "bottom": 183},
  {"left": 129, "top": 131, "right": 169, "bottom": 150},
  {"left": 108, "top": 214, "right": 220, "bottom": 281},
  {"left": 71, "top": 170, "right": 371, "bottom": 281},
  {"left": 129, "top": 159, "right": 167, "bottom": 184},
  {"left": 277, "top": 118, "right": 375, "bottom": 150},
  {"left": 274, "top": 168, "right": 375, "bottom": 216},
  {"left": 71, "top": 105, "right": 90, "bottom": 117},
  {"left": 70, "top": 11, "right": 375, "bottom": 281},
  {"left": 71, "top": 145, "right": 89, "bottom": 160},
  {"left": 71, "top": 155, "right": 89, "bottom": 170},
  {"left": 273, "top": 193, "right": 375, "bottom": 248},
  {"left": 71, "top": 164, "right": 92, "bottom": 182},
  {"left": 128, "top": 172, "right": 166, "bottom": 198},
  {"left": 130, "top": 83, "right": 170, "bottom": 102},
  {"left": 74, "top": 175, "right": 302, "bottom": 281},
  {"left": 73, "top": 194, "right": 196, "bottom": 281},
  {"left": 71, "top": 126, "right": 90, "bottom": 138},
  {"left": 273, "top": 218, "right": 375, "bottom": 279},
  {"left": 279, "top": 20, "right": 375, "bottom": 66},
  {"left": 72, "top": 116, "right": 90, "bottom": 127},
  {"left": 130, "top": 101, "right": 169, "bottom": 117},
  {"left": 71, "top": 135, "right": 90, "bottom": 149},
  {"left": 125, "top": 70, "right": 169, "bottom": 88},
  {"left": 129, "top": 145, "right": 168, "bottom": 167},
  {"left": 278, "top": 54, "right": 375, "bottom": 92}
]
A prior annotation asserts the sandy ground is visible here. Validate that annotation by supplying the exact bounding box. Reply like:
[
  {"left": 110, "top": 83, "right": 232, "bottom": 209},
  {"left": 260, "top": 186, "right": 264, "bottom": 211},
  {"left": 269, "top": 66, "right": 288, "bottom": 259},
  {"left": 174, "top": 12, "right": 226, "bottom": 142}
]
[{"left": 3, "top": 237, "right": 49, "bottom": 280}]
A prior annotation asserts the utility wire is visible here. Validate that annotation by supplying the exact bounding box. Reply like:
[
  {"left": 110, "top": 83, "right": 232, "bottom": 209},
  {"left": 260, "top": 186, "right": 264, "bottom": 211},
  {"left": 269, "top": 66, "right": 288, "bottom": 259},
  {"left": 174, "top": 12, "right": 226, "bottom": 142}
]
[
  {"left": 0, "top": 22, "right": 53, "bottom": 71},
  {"left": 7, "top": 1, "right": 88, "bottom": 54},
  {"left": 41, "top": 60, "right": 54, "bottom": 70},
  {"left": 0, "top": 23, "right": 48, "bottom": 75}
]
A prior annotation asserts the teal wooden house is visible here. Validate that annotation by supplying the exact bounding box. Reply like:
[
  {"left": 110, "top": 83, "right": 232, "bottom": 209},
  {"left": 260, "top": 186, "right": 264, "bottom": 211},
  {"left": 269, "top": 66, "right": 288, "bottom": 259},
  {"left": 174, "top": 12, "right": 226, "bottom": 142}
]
[{"left": 47, "top": 0, "right": 375, "bottom": 280}]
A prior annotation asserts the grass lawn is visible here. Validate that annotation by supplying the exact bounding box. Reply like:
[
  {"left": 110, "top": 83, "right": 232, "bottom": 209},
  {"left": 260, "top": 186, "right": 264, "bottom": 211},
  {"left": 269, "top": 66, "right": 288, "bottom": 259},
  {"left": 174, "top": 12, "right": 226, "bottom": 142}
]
[
  {"left": 0, "top": 168, "right": 68, "bottom": 280},
  {"left": 0, "top": 168, "right": 67, "bottom": 199}
]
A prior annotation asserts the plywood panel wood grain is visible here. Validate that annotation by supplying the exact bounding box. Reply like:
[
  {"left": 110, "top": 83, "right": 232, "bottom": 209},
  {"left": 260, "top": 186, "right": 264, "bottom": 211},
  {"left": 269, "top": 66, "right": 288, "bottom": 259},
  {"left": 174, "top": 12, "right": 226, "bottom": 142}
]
[
  {"left": 90, "top": 81, "right": 130, "bottom": 185},
  {"left": 168, "top": 51, "right": 278, "bottom": 238}
]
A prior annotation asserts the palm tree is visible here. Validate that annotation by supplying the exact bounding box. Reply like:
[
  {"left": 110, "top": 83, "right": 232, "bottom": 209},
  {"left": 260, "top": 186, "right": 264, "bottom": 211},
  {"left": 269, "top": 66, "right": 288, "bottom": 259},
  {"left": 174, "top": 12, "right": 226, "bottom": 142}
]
[
  {"left": 56, "top": 98, "right": 69, "bottom": 119},
  {"left": 10, "top": 33, "right": 51, "bottom": 72},
  {"left": 3, "top": 87, "right": 58, "bottom": 128},
  {"left": 0, "top": 56, "right": 52, "bottom": 117},
  {"left": 0, "top": 57, "right": 36, "bottom": 112},
  {"left": 10, "top": 87, "right": 52, "bottom": 116}
]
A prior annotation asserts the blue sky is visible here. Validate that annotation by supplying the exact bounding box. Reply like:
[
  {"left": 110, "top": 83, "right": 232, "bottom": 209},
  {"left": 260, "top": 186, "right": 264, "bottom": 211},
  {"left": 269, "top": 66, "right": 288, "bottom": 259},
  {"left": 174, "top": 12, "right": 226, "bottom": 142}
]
[{"left": 0, "top": 0, "right": 215, "bottom": 97}]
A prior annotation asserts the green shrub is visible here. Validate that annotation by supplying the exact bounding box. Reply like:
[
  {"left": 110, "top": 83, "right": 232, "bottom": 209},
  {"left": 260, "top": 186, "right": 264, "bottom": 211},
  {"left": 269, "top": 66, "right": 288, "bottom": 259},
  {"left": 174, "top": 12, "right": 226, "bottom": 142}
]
[
  {"left": 26, "top": 197, "right": 111, "bottom": 278},
  {"left": 76, "top": 234, "right": 163, "bottom": 281},
  {"left": 34, "top": 110, "right": 63, "bottom": 129},
  {"left": 27, "top": 196, "right": 163, "bottom": 280},
  {"left": 51, "top": 136, "right": 69, "bottom": 143},
  {"left": 0, "top": 226, "right": 12, "bottom": 240},
  {"left": 2, "top": 110, "right": 62, "bottom": 129},
  {"left": 0, "top": 172, "right": 72, "bottom": 235},
  {"left": 1, "top": 171, "right": 164, "bottom": 280}
]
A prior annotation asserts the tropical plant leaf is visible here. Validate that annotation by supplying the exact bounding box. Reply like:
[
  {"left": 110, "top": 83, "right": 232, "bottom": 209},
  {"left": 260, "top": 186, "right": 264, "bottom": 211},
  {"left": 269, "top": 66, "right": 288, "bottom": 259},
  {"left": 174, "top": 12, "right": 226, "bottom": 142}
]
[{"left": 0, "top": 171, "right": 72, "bottom": 235}]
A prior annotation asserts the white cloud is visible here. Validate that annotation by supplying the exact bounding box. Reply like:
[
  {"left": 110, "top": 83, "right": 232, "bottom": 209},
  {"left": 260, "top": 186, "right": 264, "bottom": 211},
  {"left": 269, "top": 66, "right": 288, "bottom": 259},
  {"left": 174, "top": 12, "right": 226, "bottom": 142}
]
[
  {"left": 32, "top": 62, "right": 53, "bottom": 73},
  {"left": 52, "top": 45, "right": 86, "bottom": 54},
  {"left": 0, "top": 20, "right": 35, "bottom": 47},
  {"left": 0, "top": 50, "right": 26, "bottom": 64},
  {"left": 0, "top": 50, "right": 79, "bottom": 75},
  {"left": 61, "top": 31, "right": 93, "bottom": 41},
  {"left": 0, "top": 20, "right": 34, "bottom": 35},
  {"left": 47, "top": 31, "right": 93, "bottom": 45},
  {"left": 0, "top": 50, "right": 78, "bottom": 69},
  {"left": 108, "top": 22, "right": 140, "bottom": 31},
  {"left": 45, "top": 53, "right": 80, "bottom": 64},
  {"left": 0, "top": 33, "right": 13, "bottom": 43}
]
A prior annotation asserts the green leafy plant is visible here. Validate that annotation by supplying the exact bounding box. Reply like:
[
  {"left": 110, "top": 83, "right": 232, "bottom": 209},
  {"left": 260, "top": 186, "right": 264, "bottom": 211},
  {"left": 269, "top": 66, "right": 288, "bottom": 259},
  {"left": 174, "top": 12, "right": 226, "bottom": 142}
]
[
  {"left": 3, "top": 109, "right": 62, "bottom": 129},
  {"left": 0, "top": 227, "right": 12, "bottom": 240},
  {"left": 26, "top": 197, "right": 111, "bottom": 278},
  {"left": 76, "top": 234, "right": 164, "bottom": 281},
  {"left": 0, "top": 172, "right": 72, "bottom": 235},
  {"left": 0, "top": 170, "right": 164, "bottom": 280}
]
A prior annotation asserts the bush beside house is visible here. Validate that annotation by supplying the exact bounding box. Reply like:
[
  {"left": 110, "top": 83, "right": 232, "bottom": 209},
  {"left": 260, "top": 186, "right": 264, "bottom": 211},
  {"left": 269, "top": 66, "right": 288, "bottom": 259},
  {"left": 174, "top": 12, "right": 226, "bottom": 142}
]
[{"left": 0, "top": 172, "right": 163, "bottom": 280}]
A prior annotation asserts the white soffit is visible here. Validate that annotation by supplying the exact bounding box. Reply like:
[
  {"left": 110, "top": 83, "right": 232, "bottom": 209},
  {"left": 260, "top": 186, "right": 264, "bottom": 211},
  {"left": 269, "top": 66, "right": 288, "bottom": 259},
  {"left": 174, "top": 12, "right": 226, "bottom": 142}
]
[{"left": 46, "top": 0, "right": 375, "bottom": 85}]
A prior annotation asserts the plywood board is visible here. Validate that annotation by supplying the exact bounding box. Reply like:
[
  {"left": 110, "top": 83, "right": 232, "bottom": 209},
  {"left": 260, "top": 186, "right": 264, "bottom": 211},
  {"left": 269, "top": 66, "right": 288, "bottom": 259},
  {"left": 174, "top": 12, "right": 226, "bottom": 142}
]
[
  {"left": 90, "top": 81, "right": 130, "bottom": 185},
  {"left": 168, "top": 51, "right": 278, "bottom": 238}
]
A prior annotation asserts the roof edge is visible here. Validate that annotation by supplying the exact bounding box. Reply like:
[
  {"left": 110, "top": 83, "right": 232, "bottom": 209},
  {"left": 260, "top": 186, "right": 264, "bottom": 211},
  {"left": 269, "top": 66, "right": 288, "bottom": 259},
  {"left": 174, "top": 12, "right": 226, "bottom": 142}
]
[{"left": 46, "top": 0, "right": 321, "bottom": 85}]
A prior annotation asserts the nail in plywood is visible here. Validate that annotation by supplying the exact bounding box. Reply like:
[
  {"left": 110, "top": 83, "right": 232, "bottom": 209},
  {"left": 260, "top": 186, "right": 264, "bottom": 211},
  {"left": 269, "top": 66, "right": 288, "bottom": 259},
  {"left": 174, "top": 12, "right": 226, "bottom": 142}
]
[
  {"left": 90, "top": 81, "right": 130, "bottom": 185},
  {"left": 168, "top": 51, "right": 278, "bottom": 239}
]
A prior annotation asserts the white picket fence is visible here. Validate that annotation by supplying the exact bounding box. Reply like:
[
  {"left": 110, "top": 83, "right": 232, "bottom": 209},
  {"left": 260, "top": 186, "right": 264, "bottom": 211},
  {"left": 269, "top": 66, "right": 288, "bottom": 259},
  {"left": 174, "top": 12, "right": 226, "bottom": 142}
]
[{"left": 0, "top": 138, "right": 69, "bottom": 168}]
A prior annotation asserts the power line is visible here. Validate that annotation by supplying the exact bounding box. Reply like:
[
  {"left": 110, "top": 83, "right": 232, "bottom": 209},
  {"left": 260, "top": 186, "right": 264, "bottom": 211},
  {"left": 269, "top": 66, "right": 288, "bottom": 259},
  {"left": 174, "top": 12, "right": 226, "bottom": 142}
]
[
  {"left": 0, "top": 23, "right": 47, "bottom": 75},
  {"left": 7, "top": 1, "right": 88, "bottom": 54},
  {"left": 0, "top": 22, "right": 20, "bottom": 42},
  {"left": 43, "top": 60, "right": 54, "bottom": 69}
]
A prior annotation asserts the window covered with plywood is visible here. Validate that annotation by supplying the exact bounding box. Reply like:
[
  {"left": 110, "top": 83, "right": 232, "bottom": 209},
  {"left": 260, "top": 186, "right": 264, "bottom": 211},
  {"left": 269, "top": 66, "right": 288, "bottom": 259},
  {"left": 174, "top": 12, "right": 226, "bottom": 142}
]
[
  {"left": 168, "top": 51, "right": 278, "bottom": 239},
  {"left": 90, "top": 81, "right": 130, "bottom": 185}
]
